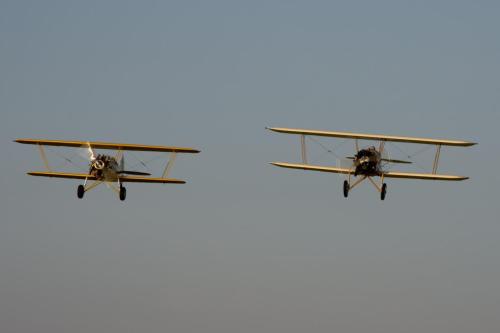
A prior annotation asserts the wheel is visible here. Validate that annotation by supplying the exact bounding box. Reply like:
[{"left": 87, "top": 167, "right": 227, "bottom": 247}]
[
  {"left": 380, "top": 183, "right": 387, "bottom": 200},
  {"left": 77, "top": 185, "right": 85, "bottom": 199},
  {"left": 119, "top": 186, "right": 126, "bottom": 201},
  {"left": 343, "top": 180, "right": 349, "bottom": 198}
]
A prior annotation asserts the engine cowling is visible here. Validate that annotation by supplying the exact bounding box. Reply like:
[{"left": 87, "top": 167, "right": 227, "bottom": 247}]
[{"left": 92, "top": 159, "right": 105, "bottom": 170}]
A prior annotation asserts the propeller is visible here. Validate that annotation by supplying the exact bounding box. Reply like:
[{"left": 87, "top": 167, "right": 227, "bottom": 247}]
[
  {"left": 87, "top": 142, "right": 96, "bottom": 162},
  {"left": 85, "top": 142, "right": 107, "bottom": 170}
]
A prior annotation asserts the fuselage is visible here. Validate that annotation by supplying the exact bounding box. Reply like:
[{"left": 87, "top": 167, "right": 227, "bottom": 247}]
[
  {"left": 353, "top": 147, "right": 382, "bottom": 176},
  {"left": 89, "top": 154, "right": 120, "bottom": 181}
]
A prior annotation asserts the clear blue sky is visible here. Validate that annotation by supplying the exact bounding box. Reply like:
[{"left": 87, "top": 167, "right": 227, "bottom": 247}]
[{"left": 1, "top": 1, "right": 499, "bottom": 332}]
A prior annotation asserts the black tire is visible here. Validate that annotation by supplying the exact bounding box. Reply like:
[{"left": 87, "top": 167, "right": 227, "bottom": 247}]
[
  {"left": 77, "top": 185, "right": 85, "bottom": 199},
  {"left": 381, "top": 183, "right": 387, "bottom": 201},
  {"left": 343, "top": 180, "right": 349, "bottom": 198},
  {"left": 119, "top": 186, "right": 126, "bottom": 201}
]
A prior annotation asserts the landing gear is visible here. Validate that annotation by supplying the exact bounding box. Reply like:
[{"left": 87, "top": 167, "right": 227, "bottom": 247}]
[
  {"left": 340, "top": 175, "right": 388, "bottom": 200},
  {"left": 380, "top": 183, "right": 387, "bottom": 200},
  {"left": 77, "top": 184, "right": 85, "bottom": 199},
  {"left": 343, "top": 180, "right": 349, "bottom": 198},
  {"left": 119, "top": 186, "right": 126, "bottom": 201}
]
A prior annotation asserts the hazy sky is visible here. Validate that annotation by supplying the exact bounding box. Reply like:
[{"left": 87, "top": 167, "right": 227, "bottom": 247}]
[{"left": 1, "top": 1, "right": 499, "bottom": 332}]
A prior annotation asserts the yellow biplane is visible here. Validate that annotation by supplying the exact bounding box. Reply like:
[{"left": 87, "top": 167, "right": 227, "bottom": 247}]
[
  {"left": 16, "top": 139, "right": 200, "bottom": 201},
  {"left": 267, "top": 127, "right": 476, "bottom": 200}
]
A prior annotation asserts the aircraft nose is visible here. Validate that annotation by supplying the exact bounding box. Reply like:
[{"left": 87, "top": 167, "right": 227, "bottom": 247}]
[{"left": 93, "top": 159, "right": 106, "bottom": 170}]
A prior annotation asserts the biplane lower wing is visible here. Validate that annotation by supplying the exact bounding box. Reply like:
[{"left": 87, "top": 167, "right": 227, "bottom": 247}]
[
  {"left": 27, "top": 172, "right": 186, "bottom": 184},
  {"left": 271, "top": 163, "right": 468, "bottom": 181},
  {"left": 271, "top": 162, "right": 353, "bottom": 175},
  {"left": 28, "top": 172, "right": 97, "bottom": 180},
  {"left": 383, "top": 171, "right": 468, "bottom": 181}
]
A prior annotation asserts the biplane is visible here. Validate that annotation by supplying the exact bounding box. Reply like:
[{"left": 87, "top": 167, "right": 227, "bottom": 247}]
[
  {"left": 16, "top": 139, "right": 200, "bottom": 201},
  {"left": 267, "top": 127, "right": 476, "bottom": 200}
]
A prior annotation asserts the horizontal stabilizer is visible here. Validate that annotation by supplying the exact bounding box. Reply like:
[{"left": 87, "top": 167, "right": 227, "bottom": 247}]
[
  {"left": 346, "top": 157, "right": 412, "bottom": 164},
  {"left": 117, "top": 171, "right": 151, "bottom": 176},
  {"left": 118, "top": 176, "right": 186, "bottom": 184},
  {"left": 381, "top": 158, "right": 412, "bottom": 164}
]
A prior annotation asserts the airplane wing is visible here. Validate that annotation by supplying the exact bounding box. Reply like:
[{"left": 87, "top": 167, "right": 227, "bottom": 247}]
[
  {"left": 27, "top": 172, "right": 186, "bottom": 183},
  {"left": 27, "top": 171, "right": 97, "bottom": 180},
  {"left": 382, "top": 171, "right": 468, "bottom": 181},
  {"left": 118, "top": 176, "right": 186, "bottom": 184},
  {"left": 16, "top": 139, "right": 200, "bottom": 153},
  {"left": 270, "top": 163, "right": 468, "bottom": 181},
  {"left": 271, "top": 162, "right": 354, "bottom": 175},
  {"left": 267, "top": 127, "right": 476, "bottom": 147}
]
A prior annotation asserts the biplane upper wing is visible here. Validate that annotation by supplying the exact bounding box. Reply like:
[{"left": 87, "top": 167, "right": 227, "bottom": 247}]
[
  {"left": 267, "top": 127, "right": 476, "bottom": 147},
  {"left": 382, "top": 171, "right": 468, "bottom": 181},
  {"left": 271, "top": 162, "right": 354, "bottom": 175},
  {"left": 118, "top": 175, "right": 186, "bottom": 184},
  {"left": 15, "top": 139, "right": 200, "bottom": 153}
]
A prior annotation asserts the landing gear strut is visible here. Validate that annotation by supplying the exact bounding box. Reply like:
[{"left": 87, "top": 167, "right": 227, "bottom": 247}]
[
  {"left": 77, "top": 184, "right": 85, "bottom": 199},
  {"left": 380, "top": 183, "right": 387, "bottom": 201},
  {"left": 119, "top": 185, "right": 126, "bottom": 201},
  {"left": 343, "top": 180, "right": 349, "bottom": 198}
]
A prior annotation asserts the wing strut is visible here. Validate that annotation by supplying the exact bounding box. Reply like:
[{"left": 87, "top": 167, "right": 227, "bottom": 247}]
[
  {"left": 37, "top": 144, "right": 52, "bottom": 171},
  {"left": 379, "top": 141, "right": 386, "bottom": 155},
  {"left": 162, "top": 152, "right": 177, "bottom": 178},
  {"left": 114, "top": 149, "right": 124, "bottom": 162},
  {"left": 300, "top": 135, "right": 307, "bottom": 164},
  {"left": 432, "top": 145, "right": 442, "bottom": 174}
]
